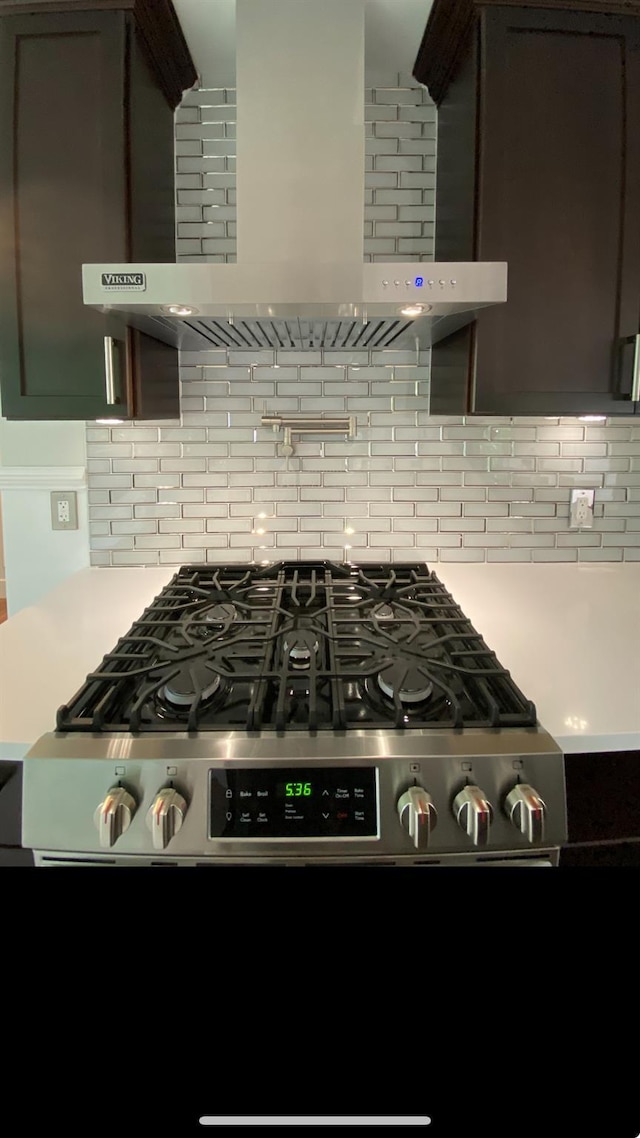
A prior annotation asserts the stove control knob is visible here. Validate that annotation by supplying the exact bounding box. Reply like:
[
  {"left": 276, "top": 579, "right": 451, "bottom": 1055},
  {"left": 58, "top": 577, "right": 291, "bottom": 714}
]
[
  {"left": 504, "top": 783, "right": 546, "bottom": 844},
  {"left": 397, "top": 786, "right": 437, "bottom": 849},
  {"left": 146, "top": 787, "right": 187, "bottom": 850},
  {"left": 453, "top": 785, "right": 493, "bottom": 846},
  {"left": 94, "top": 786, "right": 136, "bottom": 848}
]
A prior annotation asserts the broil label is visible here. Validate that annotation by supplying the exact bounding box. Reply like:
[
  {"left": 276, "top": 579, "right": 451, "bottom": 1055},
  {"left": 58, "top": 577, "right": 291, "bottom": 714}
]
[{"left": 101, "top": 272, "right": 146, "bottom": 291}]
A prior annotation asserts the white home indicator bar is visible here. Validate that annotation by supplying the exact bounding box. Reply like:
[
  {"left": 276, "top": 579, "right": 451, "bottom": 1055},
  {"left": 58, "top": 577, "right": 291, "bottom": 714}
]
[{"left": 199, "top": 1119, "right": 431, "bottom": 1127}]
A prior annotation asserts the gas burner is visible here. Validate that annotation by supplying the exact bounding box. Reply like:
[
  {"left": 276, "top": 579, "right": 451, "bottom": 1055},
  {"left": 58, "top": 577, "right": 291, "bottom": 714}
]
[
  {"left": 374, "top": 603, "right": 396, "bottom": 621},
  {"left": 283, "top": 630, "right": 320, "bottom": 671},
  {"left": 203, "top": 603, "right": 237, "bottom": 625},
  {"left": 187, "top": 602, "right": 238, "bottom": 640},
  {"left": 377, "top": 662, "right": 434, "bottom": 705},
  {"left": 158, "top": 661, "right": 223, "bottom": 710},
  {"left": 368, "top": 596, "right": 419, "bottom": 641}
]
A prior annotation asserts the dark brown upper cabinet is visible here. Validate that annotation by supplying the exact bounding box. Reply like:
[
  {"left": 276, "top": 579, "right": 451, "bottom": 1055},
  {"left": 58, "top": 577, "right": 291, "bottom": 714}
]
[
  {"left": 414, "top": 0, "right": 640, "bottom": 416},
  {"left": 0, "top": 2, "right": 196, "bottom": 420}
]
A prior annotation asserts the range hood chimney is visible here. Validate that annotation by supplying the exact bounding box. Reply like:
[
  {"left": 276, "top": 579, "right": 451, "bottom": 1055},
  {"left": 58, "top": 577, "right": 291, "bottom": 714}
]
[
  {"left": 82, "top": 0, "right": 507, "bottom": 351},
  {"left": 236, "top": 0, "right": 365, "bottom": 266}
]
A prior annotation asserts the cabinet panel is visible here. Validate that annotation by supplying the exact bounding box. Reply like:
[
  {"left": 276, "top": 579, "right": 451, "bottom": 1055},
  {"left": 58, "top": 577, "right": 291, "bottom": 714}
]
[
  {"left": 420, "top": 2, "right": 640, "bottom": 417},
  {"left": 129, "top": 328, "right": 179, "bottom": 419},
  {"left": 0, "top": 12, "right": 128, "bottom": 419},
  {"left": 473, "top": 7, "right": 640, "bottom": 415},
  {"left": 0, "top": 7, "right": 183, "bottom": 420},
  {"left": 564, "top": 750, "right": 640, "bottom": 844},
  {"left": 127, "top": 25, "right": 176, "bottom": 263}
]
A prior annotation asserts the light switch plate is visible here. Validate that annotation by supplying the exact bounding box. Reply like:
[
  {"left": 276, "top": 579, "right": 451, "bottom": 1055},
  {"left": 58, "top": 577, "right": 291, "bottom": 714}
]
[
  {"left": 51, "top": 490, "right": 78, "bottom": 530},
  {"left": 569, "top": 488, "right": 595, "bottom": 529}
]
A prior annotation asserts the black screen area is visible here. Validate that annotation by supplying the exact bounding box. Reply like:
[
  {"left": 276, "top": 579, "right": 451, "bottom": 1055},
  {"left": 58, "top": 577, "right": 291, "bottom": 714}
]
[{"left": 210, "top": 767, "right": 378, "bottom": 839}]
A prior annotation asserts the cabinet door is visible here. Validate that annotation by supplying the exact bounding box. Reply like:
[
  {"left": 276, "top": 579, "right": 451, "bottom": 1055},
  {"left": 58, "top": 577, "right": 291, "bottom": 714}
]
[
  {"left": 0, "top": 11, "right": 129, "bottom": 419},
  {"left": 472, "top": 7, "right": 640, "bottom": 416}
]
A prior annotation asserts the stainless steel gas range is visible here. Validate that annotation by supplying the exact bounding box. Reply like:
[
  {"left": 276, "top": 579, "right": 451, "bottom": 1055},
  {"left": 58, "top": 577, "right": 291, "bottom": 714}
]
[{"left": 22, "top": 561, "right": 567, "bottom": 866}]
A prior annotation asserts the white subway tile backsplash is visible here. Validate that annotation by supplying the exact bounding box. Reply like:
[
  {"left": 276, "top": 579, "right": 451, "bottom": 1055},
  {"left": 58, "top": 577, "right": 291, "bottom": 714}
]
[
  {"left": 160, "top": 459, "right": 208, "bottom": 472},
  {"left": 510, "top": 473, "right": 558, "bottom": 486},
  {"left": 370, "top": 472, "right": 415, "bottom": 486},
  {"left": 159, "top": 518, "right": 206, "bottom": 533},
  {"left": 411, "top": 500, "right": 463, "bottom": 518},
  {"left": 276, "top": 531, "right": 320, "bottom": 546},
  {"left": 113, "top": 551, "right": 159, "bottom": 565},
  {"left": 439, "top": 518, "right": 486, "bottom": 532},
  {"left": 133, "top": 474, "right": 180, "bottom": 488},
  {"left": 486, "top": 549, "right": 531, "bottom": 562},
  {"left": 395, "top": 488, "right": 439, "bottom": 502},
  {"left": 87, "top": 91, "right": 640, "bottom": 565},
  {"left": 182, "top": 504, "right": 228, "bottom": 518},
  {"left": 464, "top": 502, "right": 508, "bottom": 516},
  {"left": 374, "top": 533, "right": 417, "bottom": 547},
  {"left": 134, "top": 504, "right": 181, "bottom": 519},
  {"left": 277, "top": 501, "right": 322, "bottom": 516},
  {"left": 488, "top": 486, "right": 533, "bottom": 500},
  {"left": 134, "top": 534, "right": 182, "bottom": 549},
  {"left": 393, "top": 517, "right": 438, "bottom": 532},
  {"left": 110, "top": 489, "right": 156, "bottom": 505},
  {"left": 444, "top": 457, "right": 488, "bottom": 472},
  {"left": 578, "top": 547, "right": 624, "bottom": 560},
  {"left": 92, "top": 535, "right": 134, "bottom": 550},
  {"left": 181, "top": 533, "right": 222, "bottom": 548},
  {"left": 558, "top": 473, "right": 604, "bottom": 487},
  {"left": 486, "top": 517, "right": 533, "bottom": 533},
  {"left": 425, "top": 473, "right": 464, "bottom": 485},
  {"left": 206, "top": 518, "right": 251, "bottom": 533},
  {"left": 207, "top": 488, "right": 252, "bottom": 503},
  {"left": 157, "top": 488, "right": 205, "bottom": 503},
  {"left": 440, "top": 487, "right": 485, "bottom": 501}
]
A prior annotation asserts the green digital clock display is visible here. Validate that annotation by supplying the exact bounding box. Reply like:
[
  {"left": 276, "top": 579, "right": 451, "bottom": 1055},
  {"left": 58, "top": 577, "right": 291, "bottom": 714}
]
[
  {"left": 284, "top": 782, "right": 312, "bottom": 798},
  {"left": 211, "top": 767, "right": 378, "bottom": 839}
]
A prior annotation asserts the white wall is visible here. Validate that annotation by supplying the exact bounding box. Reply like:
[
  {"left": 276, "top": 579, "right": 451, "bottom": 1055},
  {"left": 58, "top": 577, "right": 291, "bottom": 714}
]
[
  {"left": 0, "top": 497, "right": 4, "bottom": 599},
  {"left": 0, "top": 394, "right": 90, "bottom": 616},
  {"left": 0, "top": 417, "right": 87, "bottom": 467}
]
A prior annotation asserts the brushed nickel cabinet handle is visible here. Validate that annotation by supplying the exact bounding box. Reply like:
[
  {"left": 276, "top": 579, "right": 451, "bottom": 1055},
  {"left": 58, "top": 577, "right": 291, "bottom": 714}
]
[
  {"left": 632, "top": 332, "right": 640, "bottom": 403},
  {"left": 103, "top": 335, "right": 117, "bottom": 405}
]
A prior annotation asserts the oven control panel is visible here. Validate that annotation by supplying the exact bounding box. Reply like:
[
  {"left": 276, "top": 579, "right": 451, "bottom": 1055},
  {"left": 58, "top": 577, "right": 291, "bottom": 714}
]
[{"left": 210, "top": 767, "right": 378, "bottom": 840}]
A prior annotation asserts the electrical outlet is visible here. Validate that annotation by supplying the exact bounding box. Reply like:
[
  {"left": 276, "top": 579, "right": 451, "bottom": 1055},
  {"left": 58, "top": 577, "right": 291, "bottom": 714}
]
[
  {"left": 51, "top": 490, "right": 78, "bottom": 531},
  {"left": 569, "top": 488, "right": 595, "bottom": 529}
]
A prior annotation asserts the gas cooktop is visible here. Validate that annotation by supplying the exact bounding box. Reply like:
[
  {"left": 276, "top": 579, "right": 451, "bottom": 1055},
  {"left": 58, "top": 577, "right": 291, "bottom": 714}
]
[
  {"left": 57, "top": 560, "right": 537, "bottom": 735},
  {"left": 22, "top": 562, "right": 567, "bottom": 866}
]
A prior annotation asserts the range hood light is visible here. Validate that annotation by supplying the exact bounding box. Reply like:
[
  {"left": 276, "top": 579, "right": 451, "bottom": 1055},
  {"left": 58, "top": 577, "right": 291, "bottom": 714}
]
[
  {"left": 165, "top": 304, "right": 196, "bottom": 316},
  {"left": 400, "top": 303, "right": 429, "bottom": 317},
  {"left": 96, "top": 418, "right": 124, "bottom": 424},
  {"left": 578, "top": 415, "right": 607, "bottom": 422}
]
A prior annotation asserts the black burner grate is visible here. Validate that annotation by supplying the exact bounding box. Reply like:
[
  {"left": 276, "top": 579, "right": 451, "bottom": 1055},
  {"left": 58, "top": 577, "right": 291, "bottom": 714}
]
[{"left": 56, "top": 562, "right": 537, "bottom": 734}]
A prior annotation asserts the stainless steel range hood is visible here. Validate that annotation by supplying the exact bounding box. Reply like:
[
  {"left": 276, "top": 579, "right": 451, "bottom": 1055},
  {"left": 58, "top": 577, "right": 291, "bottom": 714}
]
[{"left": 82, "top": 0, "right": 507, "bottom": 351}]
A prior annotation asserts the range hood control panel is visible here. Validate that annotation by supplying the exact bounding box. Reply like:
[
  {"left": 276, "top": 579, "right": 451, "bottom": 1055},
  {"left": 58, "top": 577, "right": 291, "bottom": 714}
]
[
  {"left": 363, "top": 262, "right": 507, "bottom": 304},
  {"left": 380, "top": 275, "right": 455, "bottom": 289}
]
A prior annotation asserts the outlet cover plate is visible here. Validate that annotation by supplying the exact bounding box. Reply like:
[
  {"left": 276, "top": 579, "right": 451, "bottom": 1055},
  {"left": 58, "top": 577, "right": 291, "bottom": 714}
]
[
  {"left": 51, "top": 490, "right": 78, "bottom": 531},
  {"left": 569, "top": 488, "right": 595, "bottom": 529}
]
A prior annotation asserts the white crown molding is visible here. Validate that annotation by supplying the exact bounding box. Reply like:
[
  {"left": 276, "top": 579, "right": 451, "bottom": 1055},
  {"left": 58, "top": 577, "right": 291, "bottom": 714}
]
[{"left": 0, "top": 466, "right": 87, "bottom": 491}]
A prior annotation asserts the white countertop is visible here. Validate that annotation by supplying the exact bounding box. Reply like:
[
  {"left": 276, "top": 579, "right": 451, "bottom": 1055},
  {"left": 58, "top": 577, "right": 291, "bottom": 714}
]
[{"left": 0, "top": 563, "right": 638, "bottom": 757}]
